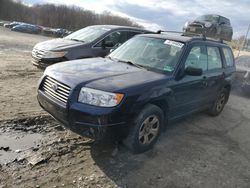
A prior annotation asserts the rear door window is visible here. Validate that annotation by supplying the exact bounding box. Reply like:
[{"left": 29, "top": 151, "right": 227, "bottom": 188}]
[
  {"left": 219, "top": 17, "right": 230, "bottom": 25},
  {"left": 207, "top": 47, "right": 222, "bottom": 70},
  {"left": 222, "top": 48, "right": 234, "bottom": 67}
]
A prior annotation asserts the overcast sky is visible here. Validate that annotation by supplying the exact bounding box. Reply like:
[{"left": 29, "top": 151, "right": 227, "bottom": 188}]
[{"left": 22, "top": 0, "right": 250, "bottom": 38}]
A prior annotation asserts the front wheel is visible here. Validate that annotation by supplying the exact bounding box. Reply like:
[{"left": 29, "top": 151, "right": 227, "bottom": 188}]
[
  {"left": 208, "top": 88, "right": 229, "bottom": 116},
  {"left": 123, "top": 104, "right": 164, "bottom": 153}
]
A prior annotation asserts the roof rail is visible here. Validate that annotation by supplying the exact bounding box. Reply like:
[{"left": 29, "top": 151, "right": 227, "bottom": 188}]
[
  {"left": 156, "top": 30, "right": 224, "bottom": 43},
  {"left": 156, "top": 30, "right": 183, "bottom": 34},
  {"left": 206, "top": 37, "right": 224, "bottom": 43}
]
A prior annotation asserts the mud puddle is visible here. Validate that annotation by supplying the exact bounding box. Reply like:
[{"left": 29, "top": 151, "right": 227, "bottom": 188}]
[
  {"left": 0, "top": 131, "right": 43, "bottom": 164},
  {"left": 0, "top": 116, "right": 56, "bottom": 165}
]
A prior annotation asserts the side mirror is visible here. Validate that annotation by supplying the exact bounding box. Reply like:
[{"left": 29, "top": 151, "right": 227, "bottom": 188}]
[
  {"left": 101, "top": 40, "right": 114, "bottom": 49},
  {"left": 114, "top": 43, "right": 122, "bottom": 48},
  {"left": 185, "top": 66, "right": 202, "bottom": 76},
  {"left": 109, "top": 43, "right": 121, "bottom": 53}
]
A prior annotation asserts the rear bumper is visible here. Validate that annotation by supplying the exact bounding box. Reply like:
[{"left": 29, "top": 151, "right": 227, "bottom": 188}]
[{"left": 37, "top": 90, "right": 129, "bottom": 138}]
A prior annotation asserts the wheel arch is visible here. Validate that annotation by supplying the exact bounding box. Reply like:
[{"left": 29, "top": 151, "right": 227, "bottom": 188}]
[
  {"left": 224, "top": 84, "right": 231, "bottom": 91},
  {"left": 149, "top": 99, "right": 169, "bottom": 126},
  {"left": 223, "top": 84, "right": 231, "bottom": 102}
]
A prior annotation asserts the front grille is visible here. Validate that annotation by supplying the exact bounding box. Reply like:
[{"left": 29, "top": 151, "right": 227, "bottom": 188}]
[
  {"left": 186, "top": 26, "right": 203, "bottom": 34},
  {"left": 189, "top": 24, "right": 203, "bottom": 28},
  {"left": 32, "top": 48, "right": 47, "bottom": 60},
  {"left": 41, "top": 76, "right": 71, "bottom": 104}
]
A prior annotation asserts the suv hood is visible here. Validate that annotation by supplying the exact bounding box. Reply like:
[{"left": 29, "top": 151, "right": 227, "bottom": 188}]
[
  {"left": 45, "top": 58, "right": 169, "bottom": 92},
  {"left": 34, "top": 38, "right": 85, "bottom": 51}
]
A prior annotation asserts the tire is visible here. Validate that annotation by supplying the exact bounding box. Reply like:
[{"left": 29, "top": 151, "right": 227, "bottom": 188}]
[
  {"left": 208, "top": 88, "right": 229, "bottom": 116},
  {"left": 123, "top": 104, "right": 164, "bottom": 154}
]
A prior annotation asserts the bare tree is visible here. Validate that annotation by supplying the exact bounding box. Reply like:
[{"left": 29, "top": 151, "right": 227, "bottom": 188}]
[{"left": 0, "top": 0, "right": 143, "bottom": 30}]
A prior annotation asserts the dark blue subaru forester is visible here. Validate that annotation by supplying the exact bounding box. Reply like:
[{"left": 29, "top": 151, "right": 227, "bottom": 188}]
[{"left": 37, "top": 33, "right": 235, "bottom": 153}]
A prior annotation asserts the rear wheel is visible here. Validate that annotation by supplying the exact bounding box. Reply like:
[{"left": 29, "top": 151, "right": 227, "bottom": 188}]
[
  {"left": 208, "top": 88, "right": 229, "bottom": 116},
  {"left": 123, "top": 104, "right": 164, "bottom": 153}
]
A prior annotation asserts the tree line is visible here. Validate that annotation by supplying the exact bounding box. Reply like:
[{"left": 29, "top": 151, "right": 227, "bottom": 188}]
[{"left": 0, "top": 0, "right": 142, "bottom": 31}]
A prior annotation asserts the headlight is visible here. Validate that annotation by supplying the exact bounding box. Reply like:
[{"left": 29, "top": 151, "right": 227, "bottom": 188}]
[
  {"left": 205, "top": 22, "right": 212, "bottom": 28},
  {"left": 78, "top": 87, "right": 124, "bottom": 107},
  {"left": 45, "top": 51, "right": 67, "bottom": 58}
]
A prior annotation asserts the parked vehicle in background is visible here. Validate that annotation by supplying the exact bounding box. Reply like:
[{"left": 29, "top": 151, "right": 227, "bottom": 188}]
[
  {"left": 183, "top": 14, "right": 233, "bottom": 41},
  {"left": 53, "top": 28, "right": 71, "bottom": 37},
  {"left": 32, "top": 25, "right": 153, "bottom": 68},
  {"left": 235, "top": 55, "right": 250, "bottom": 95},
  {"left": 0, "top": 21, "right": 9, "bottom": 26},
  {"left": 37, "top": 33, "right": 235, "bottom": 153},
  {"left": 11, "top": 24, "right": 42, "bottom": 34},
  {"left": 42, "top": 27, "right": 55, "bottom": 36},
  {"left": 35, "top": 25, "right": 44, "bottom": 32},
  {"left": 4, "top": 22, "right": 22, "bottom": 28}
]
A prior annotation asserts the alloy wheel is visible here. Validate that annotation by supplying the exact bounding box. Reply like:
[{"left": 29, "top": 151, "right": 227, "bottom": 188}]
[
  {"left": 216, "top": 92, "right": 226, "bottom": 112},
  {"left": 138, "top": 115, "right": 160, "bottom": 145}
]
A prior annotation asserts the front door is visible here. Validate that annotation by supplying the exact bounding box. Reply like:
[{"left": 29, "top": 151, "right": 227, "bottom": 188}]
[
  {"left": 169, "top": 45, "right": 209, "bottom": 119},
  {"left": 92, "top": 30, "right": 128, "bottom": 57}
]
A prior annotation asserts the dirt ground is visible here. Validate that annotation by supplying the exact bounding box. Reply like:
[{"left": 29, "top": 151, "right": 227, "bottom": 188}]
[{"left": 1, "top": 27, "right": 250, "bottom": 188}]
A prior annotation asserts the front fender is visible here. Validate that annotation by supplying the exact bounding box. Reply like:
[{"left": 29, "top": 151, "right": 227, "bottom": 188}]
[{"left": 129, "top": 85, "right": 176, "bottom": 116}]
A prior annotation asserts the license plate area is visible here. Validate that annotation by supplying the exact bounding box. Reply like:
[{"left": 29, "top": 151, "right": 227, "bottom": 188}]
[{"left": 190, "top": 27, "right": 196, "bottom": 32}]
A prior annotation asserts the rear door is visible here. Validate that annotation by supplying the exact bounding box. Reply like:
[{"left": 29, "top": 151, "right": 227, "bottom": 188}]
[{"left": 203, "top": 45, "right": 225, "bottom": 103}]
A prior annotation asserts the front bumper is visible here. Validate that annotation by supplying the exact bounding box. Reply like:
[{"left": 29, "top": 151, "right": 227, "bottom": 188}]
[
  {"left": 37, "top": 90, "right": 129, "bottom": 139},
  {"left": 185, "top": 25, "right": 205, "bottom": 35}
]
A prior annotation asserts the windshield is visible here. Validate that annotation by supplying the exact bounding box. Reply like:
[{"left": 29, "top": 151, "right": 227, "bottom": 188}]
[
  {"left": 65, "top": 26, "right": 110, "bottom": 43},
  {"left": 195, "top": 15, "right": 219, "bottom": 23},
  {"left": 108, "top": 36, "right": 184, "bottom": 73}
]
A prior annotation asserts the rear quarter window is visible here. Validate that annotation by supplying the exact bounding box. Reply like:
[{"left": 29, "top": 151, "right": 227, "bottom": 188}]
[
  {"left": 207, "top": 46, "right": 222, "bottom": 70},
  {"left": 219, "top": 17, "right": 230, "bottom": 25},
  {"left": 222, "top": 47, "right": 234, "bottom": 67}
]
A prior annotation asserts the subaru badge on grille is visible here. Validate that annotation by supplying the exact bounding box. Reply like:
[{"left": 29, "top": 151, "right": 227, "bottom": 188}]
[{"left": 51, "top": 83, "right": 58, "bottom": 91}]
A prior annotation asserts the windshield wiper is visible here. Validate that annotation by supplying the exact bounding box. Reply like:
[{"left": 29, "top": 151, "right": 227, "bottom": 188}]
[
  {"left": 106, "top": 57, "right": 146, "bottom": 69},
  {"left": 117, "top": 59, "right": 145, "bottom": 69},
  {"left": 106, "top": 56, "right": 115, "bottom": 61},
  {"left": 69, "top": 38, "right": 84, "bottom": 42}
]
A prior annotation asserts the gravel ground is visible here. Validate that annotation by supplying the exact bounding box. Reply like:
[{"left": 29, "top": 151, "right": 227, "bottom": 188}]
[
  {"left": 0, "top": 27, "right": 250, "bottom": 188},
  {"left": 0, "top": 27, "right": 50, "bottom": 121}
]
